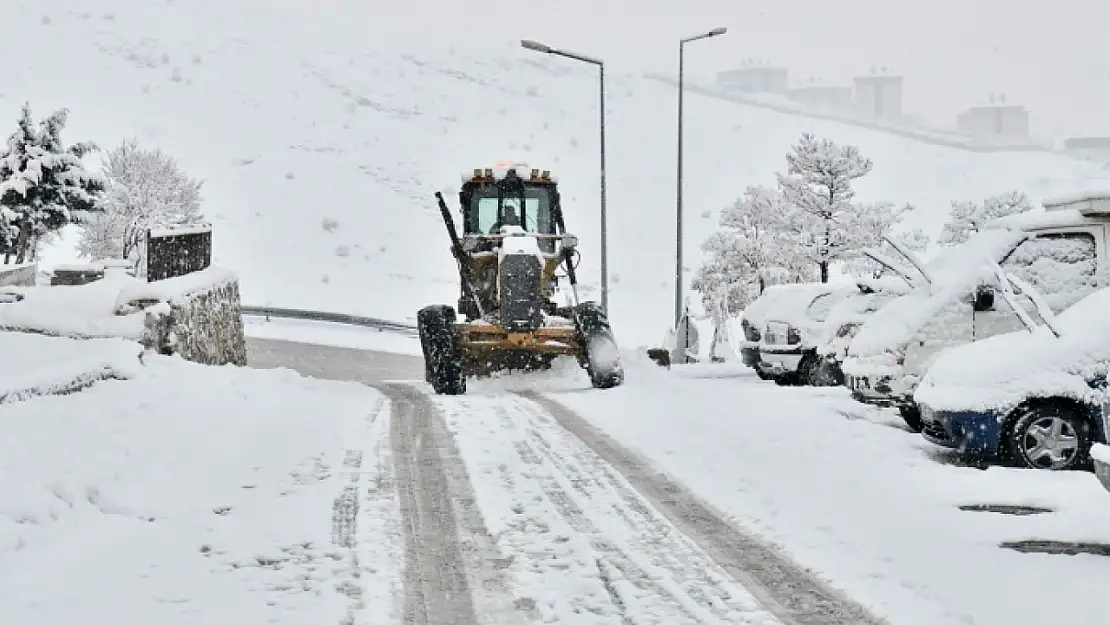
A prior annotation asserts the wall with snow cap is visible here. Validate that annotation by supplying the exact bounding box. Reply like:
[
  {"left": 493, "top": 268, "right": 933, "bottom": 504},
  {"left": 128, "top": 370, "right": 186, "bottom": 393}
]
[
  {"left": 0, "top": 262, "right": 36, "bottom": 287},
  {"left": 118, "top": 267, "right": 248, "bottom": 367}
]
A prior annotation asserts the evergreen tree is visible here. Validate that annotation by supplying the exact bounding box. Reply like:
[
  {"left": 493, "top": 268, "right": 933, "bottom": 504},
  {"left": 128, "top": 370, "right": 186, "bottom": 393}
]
[
  {"left": 776, "top": 133, "right": 873, "bottom": 282},
  {"left": 938, "top": 191, "right": 1034, "bottom": 247},
  {"left": 0, "top": 102, "right": 104, "bottom": 263}
]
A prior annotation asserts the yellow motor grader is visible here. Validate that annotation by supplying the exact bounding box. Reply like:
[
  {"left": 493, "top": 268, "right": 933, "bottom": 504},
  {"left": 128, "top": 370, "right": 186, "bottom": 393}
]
[{"left": 417, "top": 164, "right": 624, "bottom": 395}]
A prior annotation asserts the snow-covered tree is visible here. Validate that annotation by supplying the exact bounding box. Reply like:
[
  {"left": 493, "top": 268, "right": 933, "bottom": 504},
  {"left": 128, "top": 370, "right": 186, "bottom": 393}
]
[
  {"left": 840, "top": 201, "right": 931, "bottom": 277},
  {"left": 75, "top": 138, "right": 204, "bottom": 271},
  {"left": 937, "top": 190, "right": 1034, "bottom": 246},
  {"left": 775, "top": 133, "right": 873, "bottom": 282},
  {"left": 693, "top": 185, "right": 814, "bottom": 317},
  {"left": 0, "top": 103, "right": 104, "bottom": 264}
]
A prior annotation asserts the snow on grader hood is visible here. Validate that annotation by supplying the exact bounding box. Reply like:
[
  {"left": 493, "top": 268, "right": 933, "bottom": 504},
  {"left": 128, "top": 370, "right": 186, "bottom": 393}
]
[{"left": 416, "top": 164, "right": 625, "bottom": 395}]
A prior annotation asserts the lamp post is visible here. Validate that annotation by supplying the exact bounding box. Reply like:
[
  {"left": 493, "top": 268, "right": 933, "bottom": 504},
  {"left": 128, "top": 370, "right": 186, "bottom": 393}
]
[
  {"left": 521, "top": 39, "right": 608, "bottom": 314},
  {"left": 675, "top": 27, "right": 727, "bottom": 363}
]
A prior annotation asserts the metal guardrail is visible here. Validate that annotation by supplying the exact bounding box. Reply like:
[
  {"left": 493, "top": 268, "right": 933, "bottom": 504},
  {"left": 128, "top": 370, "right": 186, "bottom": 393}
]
[{"left": 240, "top": 305, "right": 419, "bottom": 335}]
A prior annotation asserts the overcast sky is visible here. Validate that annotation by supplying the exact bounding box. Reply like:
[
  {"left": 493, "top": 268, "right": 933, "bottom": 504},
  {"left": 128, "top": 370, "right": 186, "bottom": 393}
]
[{"left": 284, "top": 0, "right": 1110, "bottom": 139}]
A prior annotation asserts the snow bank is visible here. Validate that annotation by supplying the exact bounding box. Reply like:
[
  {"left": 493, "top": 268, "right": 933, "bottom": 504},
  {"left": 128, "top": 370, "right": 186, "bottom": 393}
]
[
  {"left": 114, "top": 266, "right": 238, "bottom": 311},
  {"left": 0, "top": 271, "right": 147, "bottom": 338},
  {"left": 0, "top": 332, "right": 143, "bottom": 403},
  {"left": 549, "top": 367, "right": 1110, "bottom": 625},
  {"left": 914, "top": 287, "right": 1110, "bottom": 413},
  {"left": 0, "top": 354, "right": 392, "bottom": 625},
  {"left": 846, "top": 228, "right": 1027, "bottom": 360},
  {"left": 1092, "top": 443, "right": 1110, "bottom": 465}
]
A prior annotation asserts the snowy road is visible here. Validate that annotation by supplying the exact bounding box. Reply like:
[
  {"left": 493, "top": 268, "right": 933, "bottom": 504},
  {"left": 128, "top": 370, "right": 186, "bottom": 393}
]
[
  {"left": 254, "top": 338, "right": 886, "bottom": 625},
  {"left": 246, "top": 336, "right": 424, "bottom": 383}
]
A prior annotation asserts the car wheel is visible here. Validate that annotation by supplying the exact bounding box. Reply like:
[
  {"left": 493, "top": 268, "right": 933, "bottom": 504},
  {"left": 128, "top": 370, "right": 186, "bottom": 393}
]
[
  {"left": 1006, "top": 402, "right": 1090, "bottom": 470},
  {"left": 755, "top": 369, "right": 772, "bottom": 381},
  {"left": 898, "top": 405, "right": 923, "bottom": 432}
]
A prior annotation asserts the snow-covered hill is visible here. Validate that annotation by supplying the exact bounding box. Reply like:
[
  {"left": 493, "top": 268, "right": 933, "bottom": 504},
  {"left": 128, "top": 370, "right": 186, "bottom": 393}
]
[{"left": 5, "top": 0, "right": 1110, "bottom": 346}]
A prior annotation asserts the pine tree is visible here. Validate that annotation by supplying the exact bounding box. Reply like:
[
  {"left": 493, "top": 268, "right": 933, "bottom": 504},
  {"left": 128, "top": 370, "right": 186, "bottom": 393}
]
[
  {"left": 693, "top": 185, "right": 814, "bottom": 316},
  {"left": 840, "top": 201, "right": 930, "bottom": 277},
  {"left": 937, "top": 191, "right": 1033, "bottom": 246},
  {"left": 776, "top": 133, "right": 873, "bottom": 282},
  {"left": 0, "top": 103, "right": 104, "bottom": 264}
]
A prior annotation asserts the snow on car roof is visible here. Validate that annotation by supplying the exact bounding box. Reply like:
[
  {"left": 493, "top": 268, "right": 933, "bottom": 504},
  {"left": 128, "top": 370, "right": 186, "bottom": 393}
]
[
  {"left": 914, "top": 286, "right": 1110, "bottom": 413},
  {"left": 741, "top": 282, "right": 839, "bottom": 328},
  {"left": 824, "top": 284, "right": 907, "bottom": 333},
  {"left": 847, "top": 228, "right": 1029, "bottom": 358},
  {"left": 983, "top": 207, "right": 1105, "bottom": 232}
]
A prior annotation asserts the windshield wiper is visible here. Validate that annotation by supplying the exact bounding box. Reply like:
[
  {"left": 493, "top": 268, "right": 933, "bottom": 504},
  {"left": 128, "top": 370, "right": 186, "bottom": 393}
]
[
  {"left": 881, "top": 234, "right": 933, "bottom": 285},
  {"left": 987, "top": 262, "right": 1060, "bottom": 337},
  {"left": 861, "top": 247, "right": 920, "bottom": 288}
]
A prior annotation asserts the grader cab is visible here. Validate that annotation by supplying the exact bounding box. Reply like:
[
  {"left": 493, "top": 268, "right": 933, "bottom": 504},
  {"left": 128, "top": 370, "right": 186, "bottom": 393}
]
[{"left": 417, "top": 163, "right": 624, "bottom": 395}]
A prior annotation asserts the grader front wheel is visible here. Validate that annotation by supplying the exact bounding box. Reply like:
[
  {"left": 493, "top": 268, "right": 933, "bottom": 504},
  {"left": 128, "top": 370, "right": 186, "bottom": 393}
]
[
  {"left": 575, "top": 303, "right": 625, "bottom": 389},
  {"left": 417, "top": 305, "right": 466, "bottom": 395}
]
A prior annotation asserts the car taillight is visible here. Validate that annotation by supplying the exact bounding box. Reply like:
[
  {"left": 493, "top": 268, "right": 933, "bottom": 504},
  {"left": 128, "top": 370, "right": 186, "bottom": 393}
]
[{"left": 787, "top": 327, "right": 801, "bottom": 345}]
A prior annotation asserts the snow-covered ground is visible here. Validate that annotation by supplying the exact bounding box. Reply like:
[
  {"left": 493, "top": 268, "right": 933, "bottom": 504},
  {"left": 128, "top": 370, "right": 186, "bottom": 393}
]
[
  {"left": 0, "top": 351, "right": 400, "bottom": 625},
  {"left": 446, "top": 358, "right": 1110, "bottom": 625},
  {"left": 7, "top": 0, "right": 1110, "bottom": 346},
  {"left": 0, "top": 331, "right": 141, "bottom": 401}
]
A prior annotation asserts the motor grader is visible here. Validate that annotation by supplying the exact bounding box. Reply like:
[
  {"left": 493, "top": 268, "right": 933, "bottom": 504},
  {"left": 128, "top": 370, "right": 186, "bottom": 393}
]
[{"left": 417, "top": 163, "right": 625, "bottom": 395}]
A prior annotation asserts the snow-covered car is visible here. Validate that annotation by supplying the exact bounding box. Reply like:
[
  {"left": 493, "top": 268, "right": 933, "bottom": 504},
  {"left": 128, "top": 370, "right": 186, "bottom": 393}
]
[
  {"left": 737, "top": 283, "right": 833, "bottom": 376},
  {"left": 1094, "top": 443, "right": 1110, "bottom": 492},
  {"left": 756, "top": 284, "right": 854, "bottom": 385},
  {"left": 814, "top": 275, "right": 912, "bottom": 383},
  {"left": 843, "top": 191, "right": 1110, "bottom": 431},
  {"left": 913, "top": 282, "right": 1110, "bottom": 470}
]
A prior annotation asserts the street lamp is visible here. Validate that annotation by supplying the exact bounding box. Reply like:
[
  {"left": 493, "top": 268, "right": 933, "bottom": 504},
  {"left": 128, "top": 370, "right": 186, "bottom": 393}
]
[
  {"left": 675, "top": 27, "right": 727, "bottom": 362},
  {"left": 520, "top": 39, "right": 609, "bottom": 314}
]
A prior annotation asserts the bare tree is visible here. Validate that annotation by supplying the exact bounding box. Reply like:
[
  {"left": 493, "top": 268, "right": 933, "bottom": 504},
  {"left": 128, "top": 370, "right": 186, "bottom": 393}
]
[{"left": 76, "top": 139, "right": 204, "bottom": 273}]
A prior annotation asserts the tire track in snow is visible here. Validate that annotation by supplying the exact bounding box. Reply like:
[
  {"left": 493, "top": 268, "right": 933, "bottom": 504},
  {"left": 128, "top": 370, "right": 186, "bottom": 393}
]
[
  {"left": 376, "top": 383, "right": 517, "bottom": 625},
  {"left": 517, "top": 391, "right": 889, "bottom": 625},
  {"left": 332, "top": 396, "right": 389, "bottom": 625},
  {"left": 498, "top": 395, "right": 780, "bottom": 625}
]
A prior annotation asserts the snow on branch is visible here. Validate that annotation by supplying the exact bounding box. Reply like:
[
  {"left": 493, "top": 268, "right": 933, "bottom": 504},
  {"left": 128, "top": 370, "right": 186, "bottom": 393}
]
[
  {"left": 76, "top": 138, "right": 206, "bottom": 278},
  {"left": 938, "top": 190, "right": 1034, "bottom": 247},
  {"left": 774, "top": 133, "right": 875, "bottom": 282}
]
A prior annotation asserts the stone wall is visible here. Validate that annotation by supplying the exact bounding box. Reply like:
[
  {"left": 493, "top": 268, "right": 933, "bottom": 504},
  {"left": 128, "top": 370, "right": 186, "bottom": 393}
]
[
  {"left": 0, "top": 262, "right": 36, "bottom": 287},
  {"left": 118, "top": 267, "right": 248, "bottom": 366}
]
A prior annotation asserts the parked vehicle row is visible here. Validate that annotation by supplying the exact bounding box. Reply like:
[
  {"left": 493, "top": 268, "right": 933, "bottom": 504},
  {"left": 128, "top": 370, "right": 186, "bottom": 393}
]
[{"left": 737, "top": 191, "right": 1110, "bottom": 491}]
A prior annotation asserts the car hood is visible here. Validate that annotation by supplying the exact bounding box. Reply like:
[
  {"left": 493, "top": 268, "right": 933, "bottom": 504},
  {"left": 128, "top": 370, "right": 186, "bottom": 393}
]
[{"left": 915, "top": 287, "right": 1110, "bottom": 413}]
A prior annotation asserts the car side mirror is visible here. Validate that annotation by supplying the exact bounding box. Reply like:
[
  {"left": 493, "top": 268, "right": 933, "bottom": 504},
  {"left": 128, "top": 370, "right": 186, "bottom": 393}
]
[{"left": 972, "top": 284, "right": 995, "bottom": 312}]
